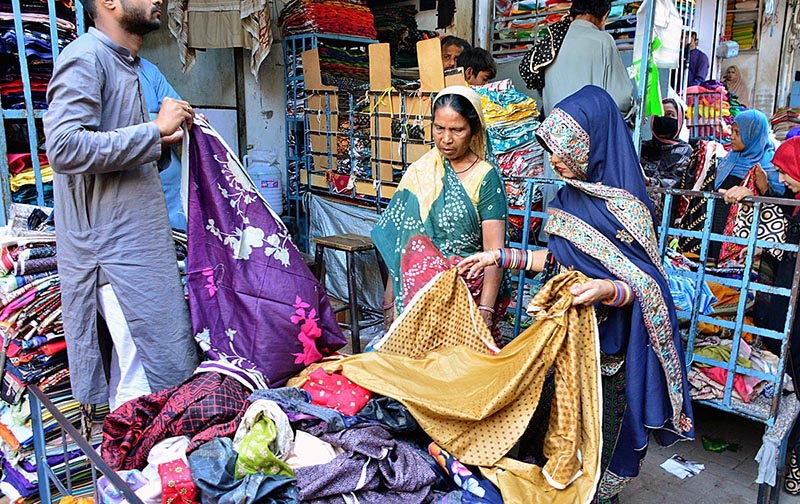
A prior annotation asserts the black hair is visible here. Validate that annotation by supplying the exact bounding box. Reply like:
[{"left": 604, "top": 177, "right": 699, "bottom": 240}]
[
  {"left": 456, "top": 47, "right": 497, "bottom": 80},
  {"left": 441, "top": 35, "right": 471, "bottom": 52},
  {"left": 78, "top": 0, "right": 96, "bottom": 20},
  {"left": 691, "top": 31, "right": 698, "bottom": 40},
  {"left": 569, "top": 0, "right": 611, "bottom": 19},
  {"left": 432, "top": 93, "right": 481, "bottom": 136}
]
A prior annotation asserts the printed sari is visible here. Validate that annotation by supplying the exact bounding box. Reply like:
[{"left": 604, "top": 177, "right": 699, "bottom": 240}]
[
  {"left": 536, "top": 86, "right": 694, "bottom": 500},
  {"left": 371, "top": 86, "right": 510, "bottom": 343}
]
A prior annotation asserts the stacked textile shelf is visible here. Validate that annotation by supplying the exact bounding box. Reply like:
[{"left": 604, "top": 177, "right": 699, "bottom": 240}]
[
  {"left": 771, "top": 107, "right": 800, "bottom": 140},
  {"left": 474, "top": 79, "right": 545, "bottom": 245},
  {"left": 1, "top": 0, "right": 77, "bottom": 208},
  {"left": 724, "top": 0, "right": 759, "bottom": 51},
  {"left": 0, "top": 205, "right": 102, "bottom": 503},
  {"left": 490, "top": 0, "right": 641, "bottom": 60},
  {"left": 279, "top": 0, "right": 377, "bottom": 39}
]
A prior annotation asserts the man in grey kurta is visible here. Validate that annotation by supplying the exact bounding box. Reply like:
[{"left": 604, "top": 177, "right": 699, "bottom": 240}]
[
  {"left": 43, "top": 0, "right": 199, "bottom": 407},
  {"left": 542, "top": 0, "right": 634, "bottom": 119}
]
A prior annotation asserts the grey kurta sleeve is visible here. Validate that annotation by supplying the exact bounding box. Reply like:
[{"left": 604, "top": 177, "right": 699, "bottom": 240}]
[
  {"left": 44, "top": 55, "right": 162, "bottom": 175},
  {"left": 602, "top": 39, "right": 635, "bottom": 120}
]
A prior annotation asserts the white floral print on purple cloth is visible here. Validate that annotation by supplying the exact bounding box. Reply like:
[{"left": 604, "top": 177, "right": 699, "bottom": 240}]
[{"left": 186, "top": 119, "right": 345, "bottom": 389}]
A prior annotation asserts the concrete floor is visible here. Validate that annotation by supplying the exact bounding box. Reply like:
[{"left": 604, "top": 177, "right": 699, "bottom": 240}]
[
  {"left": 622, "top": 403, "right": 800, "bottom": 504},
  {"left": 344, "top": 328, "right": 800, "bottom": 504}
]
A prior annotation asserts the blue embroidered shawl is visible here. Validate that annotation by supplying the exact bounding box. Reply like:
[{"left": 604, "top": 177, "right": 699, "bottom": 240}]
[{"left": 537, "top": 85, "right": 694, "bottom": 479}]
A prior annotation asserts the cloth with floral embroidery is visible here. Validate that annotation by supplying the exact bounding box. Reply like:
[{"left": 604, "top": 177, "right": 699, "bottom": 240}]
[
  {"left": 301, "top": 367, "right": 372, "bottom": 416},
  {"left": 233, "top": 415, "right": 295, "bottom": 479},
  {"left": 231, "top": 399, "right": 294, "bottom": 479},
  {"left": 184, "top": 118, "right": 346, "bottom": 390},
  {"left": 157, "top": 459, "right": 199, "bottom": 504},
  {"left": 428, "top": 442, "right": 503, "bottom": 503}
]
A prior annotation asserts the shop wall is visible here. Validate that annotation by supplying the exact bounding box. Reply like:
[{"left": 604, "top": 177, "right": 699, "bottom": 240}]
[
  {"left": 701, "top": 0, "right": 789, "bottom": 114},
  {"left": 243, "top": 44, "right": 287, "bottom": 169},
  {"left": 140, "top": 25, "right": 237, "bottom": 108}
]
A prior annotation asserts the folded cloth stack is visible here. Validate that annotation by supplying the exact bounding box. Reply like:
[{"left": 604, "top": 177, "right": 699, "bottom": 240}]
[
  {"left": 474, "top": 79, "right": 545, "bottom": 242},
  {"left": 6, "top": 153, "right": 53, "bottom": 206},
  {"left": 279, "top": 0, "right": 377, "bottom": 39}
]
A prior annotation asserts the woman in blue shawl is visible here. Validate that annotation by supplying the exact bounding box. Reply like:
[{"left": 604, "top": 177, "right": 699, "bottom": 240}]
[
  {"left": 459, "top": 86, "right": 694, "bottom": 502},
  {"left": 711, "top": 110, "right": 787, "bottom": 260}
]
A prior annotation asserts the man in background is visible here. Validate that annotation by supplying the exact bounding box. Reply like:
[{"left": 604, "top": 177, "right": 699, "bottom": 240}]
[
  {"left": 441, "top": 35, "right": 471, "bottom": 71},
  {"left": 684, "top": 31, "right": 709, "bottom": 87},
  {"left": 457, "top": 47, "right": 497, "bottom": 86},
  {"left": 540, "top": 0, "right": 634, "bottom": 119}
]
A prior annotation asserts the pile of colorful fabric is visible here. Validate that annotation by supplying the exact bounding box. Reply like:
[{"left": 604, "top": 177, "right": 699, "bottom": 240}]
[
  {"left": 0, "top": 0, "right": 76, "bottom": 110},
  {"left": 318, "top": 44, "right": 370, "bottom": 91},
  {"left": 725, "top": 0, "right": 759, "bottom": 50},
  {"left": 279, "top": 0, "right": 377, "bottom": 39},
  {"left": 474, "top": 79, "right": 545, "bottom": 243},
  {"left": 686, "top": 81, "right": 732, "bottom": 142},
  {"left": 99, "top": 267, "right": 605, "bottom": 504},
  {"left": 0, "top": 205, "right": 107, "bottom": 504},
  {"left": 7, "top": 153, "right": 53, "bottom": 206},
  {"left": 771, "top": 107, "right": 800, "bottom": 140},
  {"left": 369, "top": 3, "right": 435, "bottom": 71}
]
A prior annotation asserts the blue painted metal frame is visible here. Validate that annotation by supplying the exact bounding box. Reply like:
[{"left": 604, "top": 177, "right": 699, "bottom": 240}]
[
  {"left": 282, "top": 33, "right": 378, "bottom": 251},
  {"left": 0, "top": 0, "right": 84, "bottom": 223},
  {"left": 29, "top": 385, "right": 145, "bottom": 504},
  {"left": 508, "top": 184, "right": 800, "bottom": 503}
]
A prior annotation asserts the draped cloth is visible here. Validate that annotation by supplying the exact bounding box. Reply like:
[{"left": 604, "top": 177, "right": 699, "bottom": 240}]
[
  {"left": 536, "top": 86, "right": 694, "bottom": 482},
  {"left": 184, "top": 119, "right": 346, "bottom": 389},
  {"left": 339, "top": 268, "right": 603, "bottom": 503}
]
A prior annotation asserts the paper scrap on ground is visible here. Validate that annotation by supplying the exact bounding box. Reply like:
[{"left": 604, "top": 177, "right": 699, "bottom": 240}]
[{"left": 660, "top": 454, "right": 705, "bottom": 479}]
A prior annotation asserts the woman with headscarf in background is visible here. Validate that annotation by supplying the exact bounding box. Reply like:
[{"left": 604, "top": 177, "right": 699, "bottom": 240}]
[
  {"left": 712, "top": 109, "right": 787, "bottom": 260},
  {"left": 640, "top": 97, "right": 693, "bottom": 189},
  {"left": 459, "top": 85, "right": 695, "bottom": 503},
  {"left": 372, "top": 85, "right": 510, "bottom": 345},
  {"left": 722, "top": 65, "right": 750, "bottom": 108}
]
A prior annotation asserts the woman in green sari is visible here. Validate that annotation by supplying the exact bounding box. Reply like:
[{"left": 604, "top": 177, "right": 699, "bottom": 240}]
[{"left": 372, "top": 85, "right": 510, "bottom": 344}]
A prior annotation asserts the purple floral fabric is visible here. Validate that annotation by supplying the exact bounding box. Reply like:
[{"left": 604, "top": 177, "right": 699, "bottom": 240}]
[{"left": 186, "top": 120, "right": 345, "bottom": 388}]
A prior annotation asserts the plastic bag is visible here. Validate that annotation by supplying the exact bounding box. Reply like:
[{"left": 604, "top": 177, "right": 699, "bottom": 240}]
[{"left": 633, "top": 0, "right": 683, "bottom": 68}]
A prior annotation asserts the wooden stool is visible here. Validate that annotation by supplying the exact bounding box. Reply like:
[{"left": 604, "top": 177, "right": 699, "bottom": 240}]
[{"left": 312, "top": 233, "right": 387, "bottom": 353}]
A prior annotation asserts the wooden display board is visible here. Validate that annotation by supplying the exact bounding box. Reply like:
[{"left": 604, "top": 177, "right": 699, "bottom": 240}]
[{"left": 302, "top": 48, "right": 337, "bottom": 189}]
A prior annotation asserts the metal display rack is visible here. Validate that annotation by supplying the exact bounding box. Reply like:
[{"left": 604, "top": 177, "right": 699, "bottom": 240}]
[
  {"left": 282, "top": 33, "right": 378, "bottom": 251},
  {"left": 489, "top": 0, "right": 641, "bottom": 60}
]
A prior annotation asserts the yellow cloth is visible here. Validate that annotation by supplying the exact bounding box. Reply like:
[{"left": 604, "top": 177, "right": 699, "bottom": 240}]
[
  {"left": 339, "top": 268, "right": 602, "bottom": 503},
  {"left": 10, "top": 165, "right": 53, "bottom": 192}
]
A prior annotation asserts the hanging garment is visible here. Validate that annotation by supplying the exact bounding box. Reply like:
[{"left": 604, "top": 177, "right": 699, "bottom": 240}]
[
  {"left": 184, "top": 119, "right": 345, "bottom": 389},
  {"left": 339, "top": 268, "right": 603, "bottom": 503}
]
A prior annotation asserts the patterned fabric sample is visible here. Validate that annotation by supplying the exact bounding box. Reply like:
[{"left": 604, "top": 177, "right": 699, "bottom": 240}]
[
  {"left": 186, "top": 119, "right": 345, "bottom": 389},
  {"left": 234, "top": 416, "right": 294, "bottom": 479},
  {"left": 339, "top": 269, "right": 603, "bottom": 503},
  {"left": 301, "top": 368, "right": 371, "bottom": 415},
  {"left": 101, "top": 372, "right": 249, "bottom": 471},
  {"left": 158, "top": 459, "right": 199, "bottom": 504}
]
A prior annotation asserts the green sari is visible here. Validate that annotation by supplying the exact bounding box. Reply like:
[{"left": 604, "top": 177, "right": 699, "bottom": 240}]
[{"left": 372, "top": 148, "right": 509, "bottom": 314}]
